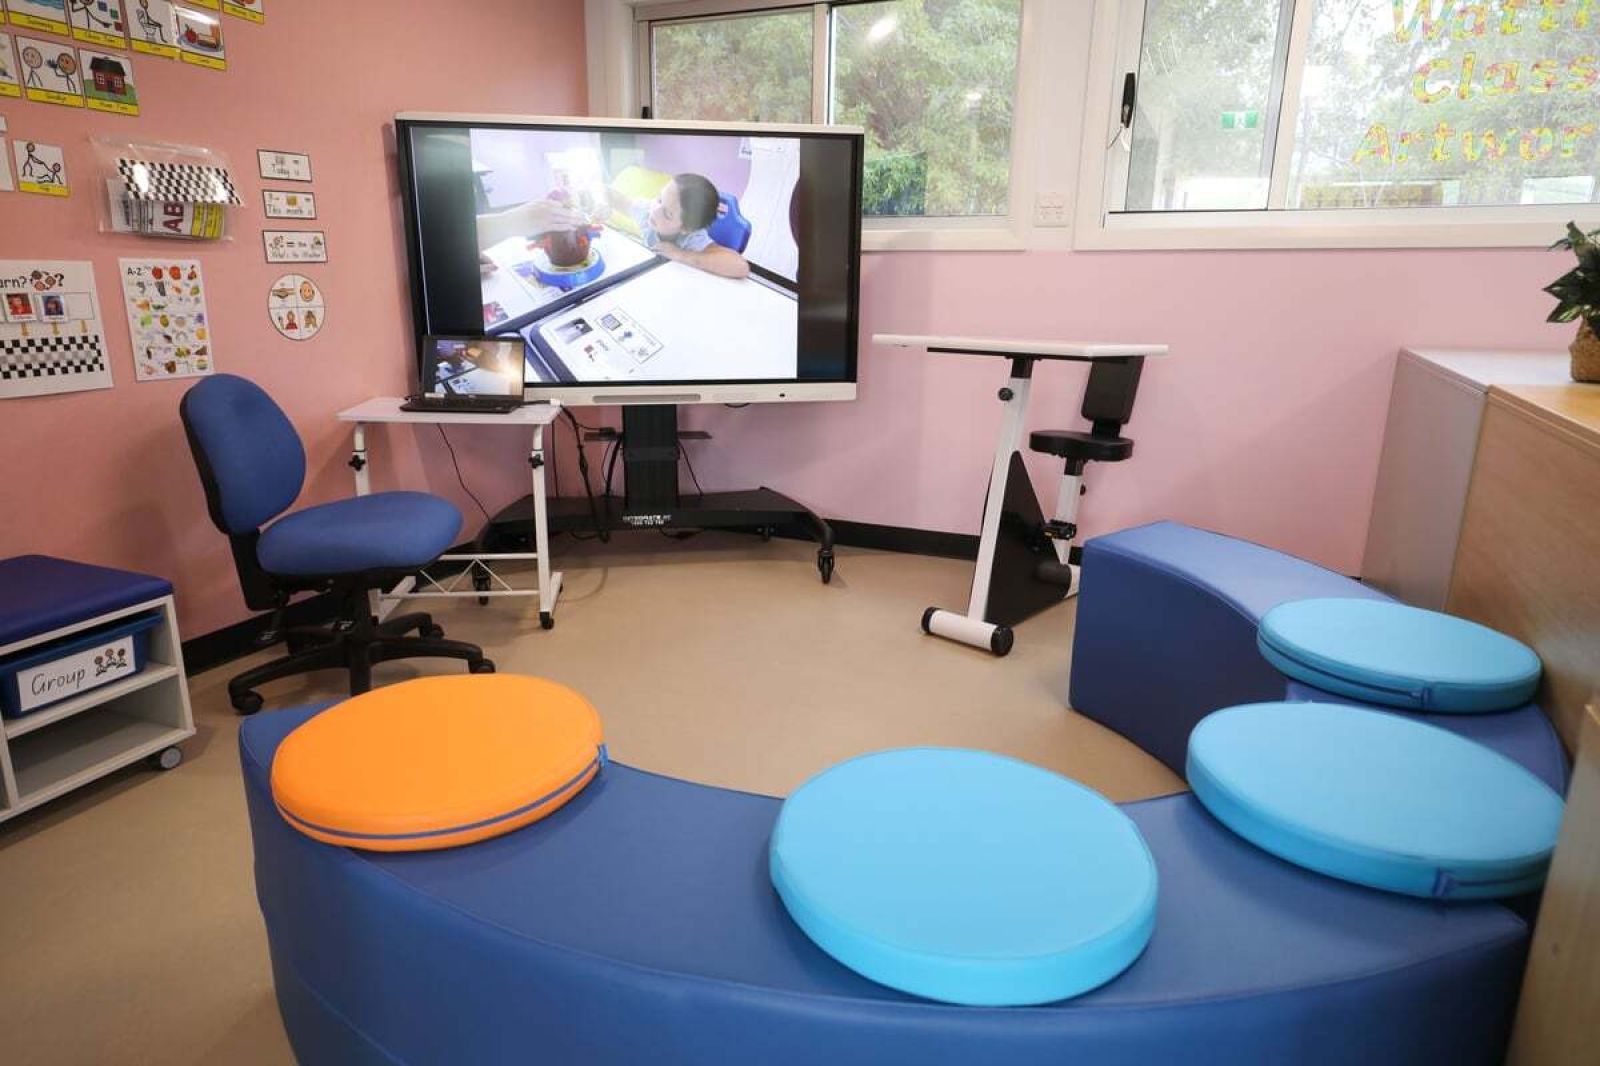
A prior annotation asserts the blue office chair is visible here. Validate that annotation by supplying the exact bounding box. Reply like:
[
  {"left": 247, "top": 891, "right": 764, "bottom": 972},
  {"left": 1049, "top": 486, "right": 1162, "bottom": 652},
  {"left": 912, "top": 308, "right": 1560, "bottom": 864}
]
[
  {"left": 707, "top": 193, "right": 752, "bottom": 253},
  {"left": 181, "top": 375, "right": 492, "bottom": 714}
]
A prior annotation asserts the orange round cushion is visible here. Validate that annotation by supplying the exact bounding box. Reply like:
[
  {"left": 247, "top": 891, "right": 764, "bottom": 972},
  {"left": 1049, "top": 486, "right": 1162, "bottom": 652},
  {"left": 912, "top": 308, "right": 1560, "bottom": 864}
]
[{"left": 270, "top": 675, "right": 605, "bottom": 851}]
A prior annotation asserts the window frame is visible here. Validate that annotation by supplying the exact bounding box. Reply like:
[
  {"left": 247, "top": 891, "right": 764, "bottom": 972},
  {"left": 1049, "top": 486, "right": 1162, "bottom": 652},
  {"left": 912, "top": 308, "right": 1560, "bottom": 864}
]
[
  {"left": 1075, "top": 0, "right": 1600, "bottom": 250},
  {"left": 632, "top": 0, "right": 1038, "bottom": 252}
]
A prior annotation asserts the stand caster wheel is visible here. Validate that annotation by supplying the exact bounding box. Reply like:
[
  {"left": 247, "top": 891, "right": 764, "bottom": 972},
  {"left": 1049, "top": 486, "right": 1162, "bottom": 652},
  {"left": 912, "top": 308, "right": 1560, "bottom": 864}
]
[
  {"left": 469, "top": 659, "right": 496, "bottom": 675},
  {"left": 920, "top": 607, "right": 937, "bottom": 634},
  {"left": 148, "top": 746, "right": 183, "bottom": 771},
  {"left": 422, "top": 623, "right": 445, "bottom": 639},
  {"left": 818, "top": 550, "right": 835, "bottom": 584},
  {"left": 990, "top": 625, "right": 1015, "bottom": 657},
  {"left": 473, "top": 570, "right": 491, "bottom": 606},
  {"left": 539, "top": 612, "right": 554, "bottom": 630},
  {"left": 230, "top": 690, "right": 264, "bottom": 715}
]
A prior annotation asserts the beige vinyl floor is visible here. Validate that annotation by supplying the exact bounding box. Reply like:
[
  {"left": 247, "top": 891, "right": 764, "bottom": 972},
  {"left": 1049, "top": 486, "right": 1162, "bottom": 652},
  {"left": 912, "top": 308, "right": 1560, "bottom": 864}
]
[{"left": 0, "top": 533, "right": 1182, "bottom": 1066}]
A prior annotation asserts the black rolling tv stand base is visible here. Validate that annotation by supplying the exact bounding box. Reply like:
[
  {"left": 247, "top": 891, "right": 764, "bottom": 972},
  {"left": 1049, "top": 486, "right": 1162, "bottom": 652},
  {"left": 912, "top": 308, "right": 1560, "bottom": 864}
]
[{"left": 480, "top": 405, "right": 837, "bottom": 584}]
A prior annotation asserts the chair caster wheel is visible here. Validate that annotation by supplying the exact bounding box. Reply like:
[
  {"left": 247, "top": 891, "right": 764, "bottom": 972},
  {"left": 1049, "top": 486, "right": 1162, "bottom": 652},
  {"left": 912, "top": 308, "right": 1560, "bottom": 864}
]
[
  {"left": 539, "top": 612, "right": 554, "bottom": 630},
  {"left": 231, "top": 690, "right": 264, "bottom": 715},
  {"left": 470, "top": 659, "right": 496, "bottom": 674},
  {"left": 422, "top": 624, "right": 445, "bottom": 639},
  {"left": 818, "top": 550, "right": 835, "bottom": 584},
  {"left": 148, "top": 746, "right": 183, "bottom": 771}
]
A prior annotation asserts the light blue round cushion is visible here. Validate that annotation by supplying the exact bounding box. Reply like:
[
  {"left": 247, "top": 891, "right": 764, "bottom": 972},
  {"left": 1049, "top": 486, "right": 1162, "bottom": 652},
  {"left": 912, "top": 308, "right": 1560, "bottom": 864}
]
[
  {"left": 1257, "top": 598, "right": 1541, "bottom": 712},
  {"left": 769, "top": 748, "right": 1158, "bottom": 1006},
  {"left": 1188, "top": 702, "right": 1564, "bottom": 899}
]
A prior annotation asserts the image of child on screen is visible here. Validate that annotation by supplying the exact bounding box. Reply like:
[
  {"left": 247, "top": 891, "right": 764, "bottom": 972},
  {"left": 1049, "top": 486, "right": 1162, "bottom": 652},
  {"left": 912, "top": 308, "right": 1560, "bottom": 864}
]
[{"left": 610, "top": 174, "right": 750, "bottom": 280}]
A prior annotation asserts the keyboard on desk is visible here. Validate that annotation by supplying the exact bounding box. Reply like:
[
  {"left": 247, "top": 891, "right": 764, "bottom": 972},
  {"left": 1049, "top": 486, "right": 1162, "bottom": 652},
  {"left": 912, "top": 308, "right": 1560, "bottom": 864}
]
[{"left": 400, "top": 394, "right": 524, "bottom": 414}]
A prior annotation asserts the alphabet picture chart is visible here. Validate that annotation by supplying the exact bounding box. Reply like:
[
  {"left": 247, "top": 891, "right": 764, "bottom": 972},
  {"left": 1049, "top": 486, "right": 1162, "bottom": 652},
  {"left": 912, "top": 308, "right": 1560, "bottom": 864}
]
[
  {"left": 263, "top": 229, "right": 327, "bottom": 264},
  {"left": 127, "top": 0, "right": 178, "bottom": 58},
  {"left": 80, "top": 46, "right": 137, "bottom": 114},
  {"left": 6, "top": 0, "right": 71, "bottom": 37},
  {"left": 257, "top": 148, "right": 311, "bottom": 182},
  {"left": 0, "top": 32, "right": 22, "bottom": 96},
  {"left": 173, "top": 3, "right": 223, "bottom": 69},
  {"left": 119, "top": 258, "right": 215, "bottom": 380},
  {"left": 220, "top": 0, "right": 259, "bottom": 23},
  {"left": 262, "top": 188, "right": 315, "bottom": 219},
  {"left": 17, "top": 32, "right": 84, "bottom": 106},
  {"left": 69, "top": 0, "right": 128, "bottom": 48},
  {"left": 0, "top": 259, "right": 114, "bottom": 400},
  {"left": 268, "top": 273, "right": 324, "bottom": 341},
  {"left": 13, "top": 139, "right": 67, "bottom": 196}
]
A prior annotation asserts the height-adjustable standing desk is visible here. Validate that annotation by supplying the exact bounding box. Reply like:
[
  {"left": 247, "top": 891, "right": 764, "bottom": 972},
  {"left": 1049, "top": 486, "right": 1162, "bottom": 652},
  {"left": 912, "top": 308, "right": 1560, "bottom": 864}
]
[
  {"left": 336, "top": 399, "right": 563, "bottom": 629},
  {"left": 876, "top": 335, "right": 1169, "bottom": 654}
]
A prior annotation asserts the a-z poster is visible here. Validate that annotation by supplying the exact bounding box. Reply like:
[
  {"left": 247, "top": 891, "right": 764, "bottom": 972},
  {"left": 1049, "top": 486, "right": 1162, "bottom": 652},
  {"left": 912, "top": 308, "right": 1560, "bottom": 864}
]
[
  {"left": 119, "top": 258, "right": 214, "bottom": 380},
  {"left": 0, "top": 259, "right": 115, "bottom": 399}
]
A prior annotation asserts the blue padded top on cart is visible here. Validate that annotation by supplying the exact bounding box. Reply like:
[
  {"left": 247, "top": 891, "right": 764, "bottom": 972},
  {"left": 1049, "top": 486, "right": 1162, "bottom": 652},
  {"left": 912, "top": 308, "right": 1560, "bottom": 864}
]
[
  {"left": 0, "top": 555, "right": 172, "bottom": 648},
  {"left": 769, "top": 749, "right": 1157, "bottom": 1006},
  {"left": 241, "top": 705, "right": 1532, "bottom": 1065},
  {"left": 1258, "top": 599, "right": 1541, "bottom": 713},
  {"left": 1189, "top": 702, "right": 1565, "bottom": 900}
]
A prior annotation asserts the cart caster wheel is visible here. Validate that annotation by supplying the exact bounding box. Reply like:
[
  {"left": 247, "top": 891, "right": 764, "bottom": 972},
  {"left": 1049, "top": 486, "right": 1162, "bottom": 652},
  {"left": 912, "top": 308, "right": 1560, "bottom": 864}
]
[
  {"left": 818, "top": 550, "right": 835, "bottom": 584},
  {"left": 422, "top": 624, "right": 445, "bottom": 639},
  {"left": 469, "top": 659, "right": 496, "bottom": 674},
  {"left": 761, "top": 526, "right": 773, "bottom": 542},
  {"left": 149, "top": 746, "right": 183, "bottom": 771},
  {"left": 539, "top": 612, "right": 554, "bottom": 630},
  {"left": 230, "top": 690, "right": 264, "bottom": 715},
  {"left": 990, "top": 625, "right": 1015, "bottom": 657},
  {"left": 473, "top": 571, "right": 491, "bottom": 607}
]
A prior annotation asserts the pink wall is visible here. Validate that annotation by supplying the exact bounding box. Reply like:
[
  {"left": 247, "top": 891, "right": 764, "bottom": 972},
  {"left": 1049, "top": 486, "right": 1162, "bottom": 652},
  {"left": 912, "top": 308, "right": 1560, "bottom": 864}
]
[
  {"left": 0, "top": 1, "right": 588, "bottom": 637},
  {"left": 681, "top": 245, "right": 1574, "bottom": 573},
  {"left": 0, "top": 2, "right": 1577, "bottom": 640}
]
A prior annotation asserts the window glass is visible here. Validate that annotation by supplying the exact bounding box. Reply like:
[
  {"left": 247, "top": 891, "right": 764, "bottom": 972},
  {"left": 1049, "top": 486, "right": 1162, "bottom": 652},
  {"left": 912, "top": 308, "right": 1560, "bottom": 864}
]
[
  {"left": 1123, "top": 0, "right": 1288, "bottom": 212},
  {"left": 830, "top": 0, "right": 1023, "bottom": 217},
  {"left": 1287, "top": 0, "right": 1599, "bottom": 209},
  {"left": 651, "top": 10, "right": 815, "bottom": 124}
]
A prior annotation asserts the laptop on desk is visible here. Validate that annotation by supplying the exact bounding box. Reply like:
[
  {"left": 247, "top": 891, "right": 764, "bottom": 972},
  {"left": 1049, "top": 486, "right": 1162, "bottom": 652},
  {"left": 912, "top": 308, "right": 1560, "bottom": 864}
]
[{"left": 402, "top": 335, "right": 527, "bottom": 414}]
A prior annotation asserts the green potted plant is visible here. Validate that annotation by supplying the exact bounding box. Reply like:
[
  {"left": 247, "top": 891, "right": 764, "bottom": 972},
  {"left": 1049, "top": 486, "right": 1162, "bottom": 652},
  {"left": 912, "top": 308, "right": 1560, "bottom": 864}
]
[{"left": 1544, "top": 222, "right": 1600, "bottom": 383}]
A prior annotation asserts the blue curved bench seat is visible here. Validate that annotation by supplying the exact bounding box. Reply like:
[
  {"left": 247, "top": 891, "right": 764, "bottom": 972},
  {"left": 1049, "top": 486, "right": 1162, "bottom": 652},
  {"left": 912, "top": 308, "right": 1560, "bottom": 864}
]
[
  {"left": 242, "top": 706, "right": 1530, "bottom": 1066},
  {"left": 1069, "top": 521, "right": 1568, "bottom": 792}
]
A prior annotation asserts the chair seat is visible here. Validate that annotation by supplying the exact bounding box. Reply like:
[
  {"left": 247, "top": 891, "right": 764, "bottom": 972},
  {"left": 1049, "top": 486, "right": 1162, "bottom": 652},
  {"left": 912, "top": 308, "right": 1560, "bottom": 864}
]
[
  {"left": 1029, "top": 430, "right": 1134, "bottom": 463},
  {"left": 258, "top": 492, "right": 462, "bottom": 577}
]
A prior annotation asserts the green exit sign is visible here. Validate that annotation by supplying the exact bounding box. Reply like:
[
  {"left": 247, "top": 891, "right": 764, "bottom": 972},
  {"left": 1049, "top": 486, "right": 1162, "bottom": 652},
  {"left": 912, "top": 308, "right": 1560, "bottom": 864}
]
[{"left": 1221, "top": 110, "right": 1260, "bottom": 130}]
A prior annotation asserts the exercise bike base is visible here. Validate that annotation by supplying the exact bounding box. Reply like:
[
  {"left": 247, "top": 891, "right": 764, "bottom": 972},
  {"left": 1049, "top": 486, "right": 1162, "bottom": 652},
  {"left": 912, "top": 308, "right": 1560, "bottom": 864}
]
[{"left": 921, "top": 608, "right": 1014, "bottom": 656}]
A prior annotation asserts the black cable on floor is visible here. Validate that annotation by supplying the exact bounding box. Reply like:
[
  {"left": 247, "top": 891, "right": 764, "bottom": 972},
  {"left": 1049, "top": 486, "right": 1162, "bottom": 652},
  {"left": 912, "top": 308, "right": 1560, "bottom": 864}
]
[
  {"left": 436, "top": 425, "right": 492, "bottom": 525},
  {"left": 562, "top": 408, "right": 608, "bottom": 543}
]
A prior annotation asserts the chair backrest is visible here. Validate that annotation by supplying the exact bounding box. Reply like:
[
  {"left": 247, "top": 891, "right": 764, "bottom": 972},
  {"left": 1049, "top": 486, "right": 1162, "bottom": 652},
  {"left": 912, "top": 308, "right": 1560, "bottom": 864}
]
[
  {"left": 1081, "top": 357, "right": 1145, "bottom": 438},
  {"left": 707, "top": 193, "right": 753, "bottom": 254},
  {"left": 180, "top": 374, "right": 306, "bottom": 535}
]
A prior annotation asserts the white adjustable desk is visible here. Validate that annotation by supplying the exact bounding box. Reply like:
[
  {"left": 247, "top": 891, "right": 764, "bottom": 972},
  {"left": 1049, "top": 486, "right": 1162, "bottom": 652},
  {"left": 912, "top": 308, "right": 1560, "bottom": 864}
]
[
  {"left": 874, "top": 334, "right": 1169, "bottom": 654},
  {"left": 336, "top": 398, "right": 563, "bottom": 629}
]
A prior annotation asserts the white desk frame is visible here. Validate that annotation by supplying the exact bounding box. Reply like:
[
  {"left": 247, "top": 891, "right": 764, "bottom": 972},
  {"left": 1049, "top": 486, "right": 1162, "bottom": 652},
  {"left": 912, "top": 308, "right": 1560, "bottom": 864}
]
[
  {"left": 875, "top": 334, "right": 1169, "bottom": 654},
  {"left": 336, "top": 398, "right": 564, "bottom": 628}
]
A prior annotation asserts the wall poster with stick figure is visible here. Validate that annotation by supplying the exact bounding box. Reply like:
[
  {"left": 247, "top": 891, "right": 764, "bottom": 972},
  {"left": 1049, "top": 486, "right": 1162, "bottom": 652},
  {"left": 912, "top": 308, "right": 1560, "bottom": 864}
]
[
  {"left": 0, "top": 32, "right": 23, "bottom": 97},
  {"left": 126, "top": 0, "right": 176, "bottom": 59},
  {"left": 6, "top": 0, "right": 72, "bottom": 38},
  {"left": 17, "top": 33, "right": 83, "bottom": 106},
  {"left": 68, "top": 0, "right": 128, "bottom": 49},
  {"left": 13, "top": 139, "right": 68, "bottom": 196}
]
